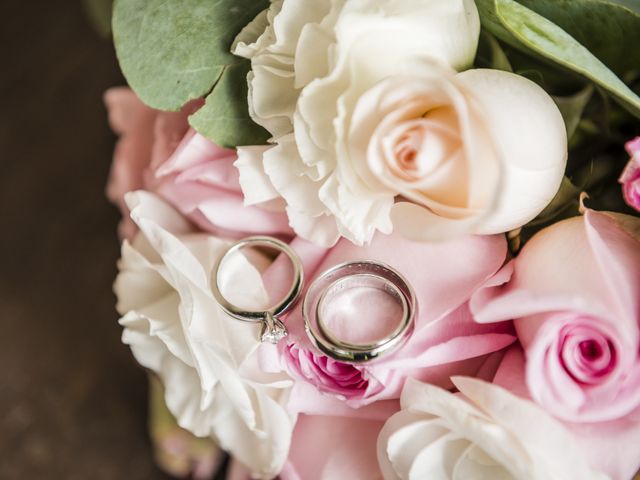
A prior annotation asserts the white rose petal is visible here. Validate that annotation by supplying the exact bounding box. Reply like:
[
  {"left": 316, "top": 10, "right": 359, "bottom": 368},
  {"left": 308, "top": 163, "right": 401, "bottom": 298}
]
[
  {"left": 235, "top": 145, "right": 281, "bottom": 206},
  {"left": 115, "top": 191, "right": 294, "bottom": 478},
  {"left": 377, "top": 377, "right": 608, "bottom": 480},
  {"left": 455, "top": 69, "right": 568, "bottom": 234}
]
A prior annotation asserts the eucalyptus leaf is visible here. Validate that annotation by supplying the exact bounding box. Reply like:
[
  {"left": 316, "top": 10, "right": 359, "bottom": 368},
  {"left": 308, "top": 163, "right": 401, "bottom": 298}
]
[
  {"left": 112, "top": 0, "right": 268, "bottom": 111},
  {"left": 553, "top": 84, "right": 594, "bottom": 139},
  {"left": 189, "top": 62, "right": 270, "bottom": 148},
  {"left": 475, "top": 0, "right": 640, "bottom": 118}
]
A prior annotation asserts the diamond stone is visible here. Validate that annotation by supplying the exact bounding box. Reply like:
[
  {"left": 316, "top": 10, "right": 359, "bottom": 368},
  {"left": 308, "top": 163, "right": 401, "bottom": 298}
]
[{"left": 260, "top": 313, "right": 288, "bottom": 344}]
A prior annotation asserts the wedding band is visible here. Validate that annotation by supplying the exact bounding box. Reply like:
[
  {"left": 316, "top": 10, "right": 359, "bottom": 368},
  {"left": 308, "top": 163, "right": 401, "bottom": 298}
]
[
  {"left": 303, "top": 261, "right": 416, "bottom": 363},
  {"left": 211, "top": 236, "right": 303, "bottom": 344}
]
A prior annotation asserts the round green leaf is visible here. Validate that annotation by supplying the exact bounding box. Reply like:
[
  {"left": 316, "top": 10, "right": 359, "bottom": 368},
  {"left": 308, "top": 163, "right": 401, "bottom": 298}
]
[
  {"left": 189, "top": 62, "right": 270, "bottom": 148},
  {"left": 113, "top": 0, "right": 267, "bottom": 111}
]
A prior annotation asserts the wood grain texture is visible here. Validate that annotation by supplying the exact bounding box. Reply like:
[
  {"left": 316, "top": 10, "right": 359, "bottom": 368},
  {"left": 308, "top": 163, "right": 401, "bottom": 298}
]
[{"left": 0, "top": 2, "right": 170, "bottom": 478}]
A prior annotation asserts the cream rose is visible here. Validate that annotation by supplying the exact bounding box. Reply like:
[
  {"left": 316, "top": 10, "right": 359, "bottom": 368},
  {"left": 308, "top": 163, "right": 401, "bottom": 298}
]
[
  {"left": 350, "top": 63, "right": 567, "bottom": 241},
  {"left": 233, "top": 0, "right": 566, "bottom": 245},
  {"left": 377, "top": 377, "right": 608, "bottom": 480},
  {"left": 115, "top": 191, "right": 294, "bottom": 478},
  {"left": 233, "top": 0, "right": 482, "bottom": 245}
]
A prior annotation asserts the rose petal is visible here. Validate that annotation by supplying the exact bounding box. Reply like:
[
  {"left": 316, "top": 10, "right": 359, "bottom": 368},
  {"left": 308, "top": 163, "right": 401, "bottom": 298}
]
[
  {"left": 455, "top": 69, "right": 567, "bottom": 234},
  {"left": 282, "top": 414, "right": 384, "bottom": 480}
]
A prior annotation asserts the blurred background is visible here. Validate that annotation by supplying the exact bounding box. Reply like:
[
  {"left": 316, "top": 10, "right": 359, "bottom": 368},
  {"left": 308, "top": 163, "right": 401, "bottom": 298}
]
[{"left": 0, "top": 2, "right": 172, "bottom": 478}]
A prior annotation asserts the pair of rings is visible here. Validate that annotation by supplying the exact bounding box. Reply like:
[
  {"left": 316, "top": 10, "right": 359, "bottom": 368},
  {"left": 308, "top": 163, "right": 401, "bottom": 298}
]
[{"left": 211, "top": 237, "right": 416, "bottom": 363}]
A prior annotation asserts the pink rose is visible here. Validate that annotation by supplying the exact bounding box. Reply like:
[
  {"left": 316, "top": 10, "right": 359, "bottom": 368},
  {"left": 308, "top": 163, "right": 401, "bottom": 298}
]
[
  {"left": 619, "top": 137, "right": 640, "bottom": 212},
  {"left": 472, "top": 208, "right": 640, "bottom": 423},
  {"left": 261, "top": 231, "right": 515, "bottom": 410},
  {"left": 494, "top": 347, "right": 640, "bottom": 480},
  {"left": 104, "top": 87, "right": 292, "bottom": 239}
]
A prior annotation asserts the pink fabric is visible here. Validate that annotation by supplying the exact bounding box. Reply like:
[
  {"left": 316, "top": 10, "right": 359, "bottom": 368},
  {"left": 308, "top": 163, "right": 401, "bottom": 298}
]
[
  {"left": 472, "top": 209, "right": 640, "bottom": 423},
  {"left": 104, "top": 87, "right": 293, "bottom": 240},
  {"left": 260, "top": 230, "right": 514, "bottom": 410},
  {"left": 620, "top": 137, "right": 640, "bottom": 212},
  {"left": 494, "top": 347, "right": 640, "bottom": 480}
]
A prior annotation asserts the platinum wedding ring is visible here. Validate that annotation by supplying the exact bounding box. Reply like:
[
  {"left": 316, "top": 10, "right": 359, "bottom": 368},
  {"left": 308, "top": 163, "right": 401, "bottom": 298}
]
[
  {"left": 211, "top": 236, "right": 303, "bottom": 344},
  {"left": 303, "top": 261, "right": 416, "bottom": 363},
  {"left": 212, "top": 238, "right": 416, "bottom": 362}
]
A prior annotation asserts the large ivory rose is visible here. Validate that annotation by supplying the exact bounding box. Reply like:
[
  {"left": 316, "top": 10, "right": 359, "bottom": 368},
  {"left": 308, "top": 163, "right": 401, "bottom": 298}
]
[
  {"left": 233, "top": 0, "right": 567, "bottom": 245},
  {"left": 377, "top": 377, "right": 607, "bottom": 480},
  {"left": 115, "top": 191, "right": 294, "bottom": 478}
]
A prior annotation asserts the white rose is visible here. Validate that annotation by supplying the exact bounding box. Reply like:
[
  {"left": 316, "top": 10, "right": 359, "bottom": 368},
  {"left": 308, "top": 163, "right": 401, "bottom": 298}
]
[
  {"left": 349, "top": 63, "right": 567, "bottom": 241},
  {"left": 377, "top": 377, "right": 608, "bottom": 480},
  {"left": 115, "top": 191, "right": 294, "bottom": 478},
  {"left": 234, "top": 0, "right": 566, "bottom": 245},
  {"left": 233, "top": 0, "right": 483, "bottom": 245}
]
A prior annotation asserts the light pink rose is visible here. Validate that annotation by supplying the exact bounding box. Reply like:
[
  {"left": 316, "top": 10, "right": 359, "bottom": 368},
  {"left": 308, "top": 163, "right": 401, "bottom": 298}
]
[
  {"left": 104, "top": 87, "right": 292, "bottom": 240},
  {"left": 472, "top": 208, "right": 640, "bottom": 423},
  {"left": 619, "top": 137, "right": 640, "bottom": 212},
  {"left": 494, "top": 347, "right": 640, "bottom": 480},
  {"left": 260, "top": 231, "right": 515, "bottom": 410}
]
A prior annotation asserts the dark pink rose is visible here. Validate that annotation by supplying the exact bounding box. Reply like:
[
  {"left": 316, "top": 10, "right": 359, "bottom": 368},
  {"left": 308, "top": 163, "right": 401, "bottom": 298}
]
[
  {"left": 620, "top": 137, "right": 640, "bottom": 212},
  {"left": 104, "top": 87, "right": 292, "bottom": 239},
  {"left": 284, "top": 343, "right": 374, "bottom": 400}
]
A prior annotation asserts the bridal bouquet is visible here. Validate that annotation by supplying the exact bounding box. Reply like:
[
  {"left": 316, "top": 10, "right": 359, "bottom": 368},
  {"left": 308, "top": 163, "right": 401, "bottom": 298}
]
[{"left": 105, "top": 0, "right": 640, "bottom": 479}]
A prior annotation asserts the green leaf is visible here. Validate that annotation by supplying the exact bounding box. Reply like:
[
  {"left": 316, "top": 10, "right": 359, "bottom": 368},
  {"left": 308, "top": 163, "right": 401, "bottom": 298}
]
[
  {"left": 112, "top": 0, "right": 268, "bottom": 111},
  {"left": 507, "top": 49, "right": 588, "bottom": 94},
  {"left": 475, "top": 0, "right": 640, "bottom": 118},
  {"left": 477, "top": 32, "right": 513, "bottom": 72},
  {"left": 189, "top": 62, "right": 270, "bottom": 148},
  {"left": 515, "top": 0, "right": 640, "bottom": 78},
  {"left": 552, "top": 84, "right": 594, "bottom": 139}
]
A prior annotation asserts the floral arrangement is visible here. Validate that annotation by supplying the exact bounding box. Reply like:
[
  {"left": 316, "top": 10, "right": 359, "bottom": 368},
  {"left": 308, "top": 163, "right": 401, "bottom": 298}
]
[{"left": 105, "top": 0, "right": 640, "bottom": 479}]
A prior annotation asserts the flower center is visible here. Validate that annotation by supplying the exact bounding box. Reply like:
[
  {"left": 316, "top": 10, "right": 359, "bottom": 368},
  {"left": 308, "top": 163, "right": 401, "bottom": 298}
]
[
  {"left": 579, "top": 339, "right": 602, "bottom": 360},
  {"left": 382, "top": 109, "right": 461, "bottom": 185},
  {"left": 388, "top": 126, "right": 427, "bottom": 181},
  {"left": 558, "top": 322, "right": 616, "bottom": 384}
]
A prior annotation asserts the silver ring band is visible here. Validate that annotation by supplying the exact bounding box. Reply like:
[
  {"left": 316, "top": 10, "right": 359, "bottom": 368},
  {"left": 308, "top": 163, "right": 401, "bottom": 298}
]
[
  {"left": 211, "top": 236, "right": 303, "bottom": 343},
  {"left": 303, "top": 261, "right": 416, "bottom": 363}
]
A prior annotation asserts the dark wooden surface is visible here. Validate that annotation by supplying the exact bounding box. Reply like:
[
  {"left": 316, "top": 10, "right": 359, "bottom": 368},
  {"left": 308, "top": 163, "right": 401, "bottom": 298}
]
[{"left": 0, "top": 2, "right": 171, "bottom": 478}]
